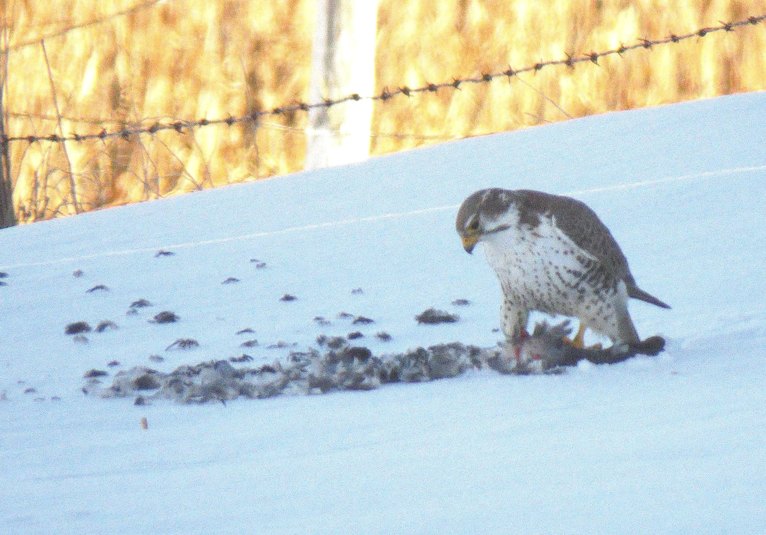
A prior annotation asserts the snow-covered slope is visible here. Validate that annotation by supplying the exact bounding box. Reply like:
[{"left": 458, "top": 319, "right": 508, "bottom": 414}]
[{"left": 1, "top": 93, "right": 765, "bottom": 534}]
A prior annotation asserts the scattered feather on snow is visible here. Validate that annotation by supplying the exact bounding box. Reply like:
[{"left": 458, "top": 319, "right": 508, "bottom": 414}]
[
  {"left": 415, "top": 308, "right": 459, "bottom": 324},
  {"left": 83, "top": 321, "right": 664, "bottom": 404},
  {"left": 65, "top": 321, "right": 92, "bottom": 335}
]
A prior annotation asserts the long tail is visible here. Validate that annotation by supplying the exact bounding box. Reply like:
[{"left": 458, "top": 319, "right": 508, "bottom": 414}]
[{"left": 628, "top": 285, "right": 671, "bottom": 309}]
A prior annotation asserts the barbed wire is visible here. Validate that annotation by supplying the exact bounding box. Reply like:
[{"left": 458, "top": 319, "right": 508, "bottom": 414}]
[
  {"left": 7, "top": 111, "right": 467, "bottom": 140},
  {"left": 7, "top": 110, "right": 138, "bottom": 125},
  {"left": 259, "top": 121, "right": 466, "bottom": 141},
  {"left": 2, "top": 13, "right": 764, "bottom": 149}
]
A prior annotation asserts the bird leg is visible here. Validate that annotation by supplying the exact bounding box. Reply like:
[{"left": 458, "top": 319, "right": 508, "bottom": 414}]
[
  {"left": 509, "top": 329, "right": 530, "bottom": 363},
  {"left": 566, "top": 323, "right": 602, "bottom": 350},
  {"left": 571, "top": 323, "right": 586, "bottom": 349}
]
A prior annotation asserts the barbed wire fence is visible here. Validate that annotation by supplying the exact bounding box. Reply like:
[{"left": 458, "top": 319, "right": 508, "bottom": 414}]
[{"left": 1, "top": 12, "right": 765, "bottom": 226}]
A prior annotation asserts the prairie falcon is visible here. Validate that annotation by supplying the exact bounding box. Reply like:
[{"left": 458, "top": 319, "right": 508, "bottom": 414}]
[{"left": 455, "top": 188, "right": 669, "bottom": 351}]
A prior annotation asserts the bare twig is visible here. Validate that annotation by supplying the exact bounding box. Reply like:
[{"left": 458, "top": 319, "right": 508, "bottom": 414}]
[
  {"left": 189, "top": 135, "right": 214, "bottom": 189},
  {"left": 2, "top": 0, "right": 166, "bottom": 53},
  {"left": 154, "top": 136, "right": 205, "bottom": 191},
  {"left": 133, "top": 136, "right": 162, "bottom": 199},
  {"left": 41, "top": 39, "right": 80, "bottom": 213},
  {"left": 239, "top": 56, "right": 261, "bottom": 178},
  {"left": 515, "top": 75, "right": 573, "bottom": 120}
]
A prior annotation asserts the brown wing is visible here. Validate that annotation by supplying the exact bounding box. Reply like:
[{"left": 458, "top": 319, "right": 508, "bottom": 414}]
[{"left": 515, "top": 190, "right": 635, "bottom": 285}]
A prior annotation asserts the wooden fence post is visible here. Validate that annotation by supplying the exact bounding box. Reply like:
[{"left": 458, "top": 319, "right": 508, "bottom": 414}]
[
  {"left": 0, "top": 47, "right": 17, "bottom": 229},
  {"left": 305, "top": 0, "right": 379, "bottom": 170}
]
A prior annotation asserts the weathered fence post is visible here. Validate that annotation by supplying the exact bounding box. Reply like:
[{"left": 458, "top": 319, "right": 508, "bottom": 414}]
[
  {"left": 0, "top": 47, "right": 17, "bottom": 229},
  {"left": 305, "top": 0, "right": 379, "bottom": 170}
]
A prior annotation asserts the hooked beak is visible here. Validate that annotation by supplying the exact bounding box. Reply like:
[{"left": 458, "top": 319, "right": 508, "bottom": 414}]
[{"left": 461, "top": 234, "right": 479, "bottom": 254}]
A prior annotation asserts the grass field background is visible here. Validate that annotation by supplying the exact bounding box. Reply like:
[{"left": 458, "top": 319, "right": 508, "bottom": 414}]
[{"left": 3, "top": 0, "right": 765, "bottom": 221}]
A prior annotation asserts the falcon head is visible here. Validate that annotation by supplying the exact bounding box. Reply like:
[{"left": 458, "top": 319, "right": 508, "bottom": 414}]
[{"left": 455, "top": 188, "right": 516, "bottom": 254}]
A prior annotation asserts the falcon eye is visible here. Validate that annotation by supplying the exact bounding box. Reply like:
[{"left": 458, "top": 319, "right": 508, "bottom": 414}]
[{"left": 467, "top": 218, "right": 480, "bottom": 231}]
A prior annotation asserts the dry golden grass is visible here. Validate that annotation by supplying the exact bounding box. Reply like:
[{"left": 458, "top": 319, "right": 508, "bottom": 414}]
[{"left": 2, "top": 0, "right": 765, "bottom": 222}]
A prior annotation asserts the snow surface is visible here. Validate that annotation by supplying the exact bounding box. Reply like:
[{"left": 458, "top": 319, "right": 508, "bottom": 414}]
[{"left": 2, "top": 92, "right": 766, "bottom": 534}]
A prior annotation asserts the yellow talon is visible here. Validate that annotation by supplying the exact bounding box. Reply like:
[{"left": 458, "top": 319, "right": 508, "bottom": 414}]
[
  {"left": 566, "top": 323, "right": 603, "bottom": 350},
  {"left": 571, "top": 323, "right": 587, "bottom": 349}
]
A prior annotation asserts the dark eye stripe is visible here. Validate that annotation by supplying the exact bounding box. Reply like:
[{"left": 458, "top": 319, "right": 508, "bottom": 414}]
[{"left": 485, "top": 224, "right": 511, "bottom": 235}]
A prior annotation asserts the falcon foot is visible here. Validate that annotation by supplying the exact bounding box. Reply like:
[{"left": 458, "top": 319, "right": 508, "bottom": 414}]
[
  {"left": 494, "top": 322, "right": 666, "bottom": 373},
  {"left": 563, "top": 322, "right": 605, "bottom": 350}
]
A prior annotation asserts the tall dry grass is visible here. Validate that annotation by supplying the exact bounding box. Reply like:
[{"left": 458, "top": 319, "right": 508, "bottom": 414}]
[{"left": 2, "top": 0, "right": 765, "bottom": 222}]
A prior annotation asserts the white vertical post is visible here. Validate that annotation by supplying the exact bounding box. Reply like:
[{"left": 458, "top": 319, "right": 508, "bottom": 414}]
[{"left": 305, "top": 0, "right": 379, "bottom": 170}]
